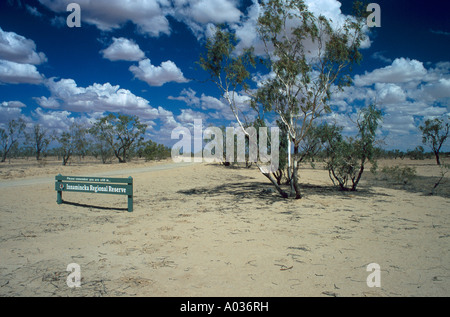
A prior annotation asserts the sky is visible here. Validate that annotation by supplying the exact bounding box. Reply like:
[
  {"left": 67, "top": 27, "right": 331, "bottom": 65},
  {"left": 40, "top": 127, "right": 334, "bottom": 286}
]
[{"left": 0, "top": 0, "right": 449, "bottom": 151}]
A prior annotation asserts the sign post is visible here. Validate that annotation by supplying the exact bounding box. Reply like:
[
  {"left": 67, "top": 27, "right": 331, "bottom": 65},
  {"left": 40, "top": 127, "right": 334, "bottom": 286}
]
[{"left": 55, "top": 174, "right": 134, "bottom": 212}]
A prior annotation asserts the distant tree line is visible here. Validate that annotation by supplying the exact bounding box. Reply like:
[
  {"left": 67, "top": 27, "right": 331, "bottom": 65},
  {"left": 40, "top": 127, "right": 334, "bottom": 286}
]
[{"left": 0, "top": 113, "right": 171, "bottom": 165}]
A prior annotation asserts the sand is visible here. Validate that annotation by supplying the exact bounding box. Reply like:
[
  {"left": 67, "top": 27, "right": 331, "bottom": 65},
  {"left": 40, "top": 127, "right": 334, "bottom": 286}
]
[{"left": 0, "top": 157, "right": 449, "bottom": 297}]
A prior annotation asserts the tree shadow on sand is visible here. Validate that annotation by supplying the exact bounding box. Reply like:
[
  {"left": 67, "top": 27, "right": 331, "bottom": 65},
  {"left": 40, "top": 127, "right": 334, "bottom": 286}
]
[
  {"left": 365, "top": 173, "right": 450, "bottom": 199},
  {"left": 177, "top": 179, "right": 389, "bottom": 204}
]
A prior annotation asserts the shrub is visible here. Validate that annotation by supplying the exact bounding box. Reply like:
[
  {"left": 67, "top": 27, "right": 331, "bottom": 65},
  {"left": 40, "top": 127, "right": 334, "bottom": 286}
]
[
  {"left": 380, "top": 165, "right": 417, "bottom": 184},
  {"left": 322, "top": 105, "right": 382, "bottom": 191}
]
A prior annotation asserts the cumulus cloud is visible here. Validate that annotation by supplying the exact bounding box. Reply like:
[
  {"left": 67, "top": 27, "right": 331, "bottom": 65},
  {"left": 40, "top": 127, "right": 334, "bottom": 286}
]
[
  {"left": 39, "top": 0, "right": 171, "bottom": 37},
  {"left": 0, "top": 101, "right": 27, "bottom": 124},
  {"left": 31, "top": 77, "right": 190, "bottom": 145},
  {"left": 33, "top": 96, "right": 62, "bottom": 109},
  {"left": 129, "top": 59, "right": 189, "bottom": 87},
  {"left": 329, "top": 58, "right": 450, "bottom": 149},
  {"left": 0, "top": 60, "right": 44, "bottom": 84},
  {"left": 354, "top": 58, "right": 428, "bottom": 87},
  {"left": 375, "top": 83, "right": 407, "bottom": 105},
  {"left": 169, "top": 88, "right": 227, "bottom": 111},
  {"left": 177, "top": 108, "right": 209, "bottom": 123},
  {"left": 181, "top": 0, "right": 241, "bottom": 24},
  {"left": 101, "top": 37, "right": 145, "bottom": 62},
  {"left": 39, "top": 0, "right": 243, "bottom": 39},
  {"left": 170, "top": 0, "right": 242, "bottom": 37},
  {"left": 0, "top": 28, "right": 46, "bottom": 85},
  {"left": 422, "top": 78, "right": 450, "bottom": 100},
  {"left": 1, "top": 101, "right": 26, "bottom": 108},
  {"left": 168, "top": 88, "right": 255, "bottom": 122},
  {"left": 0, "top": 27, "right": 47, "bottom": 65},
  {"left": 37, "top": 77, "right": 165, "bottom": 120},
  {"left": 32, "top": 107, "right": 76, "bottom": 131}
]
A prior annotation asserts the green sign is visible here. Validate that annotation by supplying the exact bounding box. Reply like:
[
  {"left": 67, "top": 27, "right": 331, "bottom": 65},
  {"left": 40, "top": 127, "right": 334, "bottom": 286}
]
[{"left": 55, "top": 174, "right": 133, "bottom": 212}]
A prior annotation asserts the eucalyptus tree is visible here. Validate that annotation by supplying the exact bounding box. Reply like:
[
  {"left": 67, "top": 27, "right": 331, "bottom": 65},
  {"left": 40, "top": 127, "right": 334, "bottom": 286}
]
[
  {"left": 26, "top": 123, "right": 51, "bottom": 161},
  {"left": 0, "top": 118, "right": 26, "bottom": 163},
  {"left": 419, "top": 117, "right": 449, "bottom": 166},
  {"left": 255, "top": 0, "right": 368, "bottom": 198},
  {"left": 321, "top": 104, "right": 382, "bottom": 191},
  {"left": 56, "top": 123, "right": 87, "bottom": 166},
  {"left": 199, "top": 0, "right": 368, "bottom": 199},
  {"left": 90, "top": 113, "right": 147, "bottom": 163}
]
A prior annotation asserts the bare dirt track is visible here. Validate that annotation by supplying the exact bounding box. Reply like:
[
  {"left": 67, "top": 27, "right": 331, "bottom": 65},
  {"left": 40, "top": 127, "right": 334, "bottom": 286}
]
[{"left": 0, "top": 158, "right": 449, "bottom": 296}]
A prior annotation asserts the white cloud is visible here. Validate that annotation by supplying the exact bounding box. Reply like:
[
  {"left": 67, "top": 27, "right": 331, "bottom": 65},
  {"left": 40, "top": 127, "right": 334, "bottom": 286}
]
[
  {"left": 32, "top": 77, "right": 193, "bottom": 145},
  {"left": 177, "top": 108, "right": 209, "bottom": 123},
  {"left": 381, "top": 112, "right": 417, "bottom": 135},
  {"left": 375, "top": 83, "right": 407, "bottom": 105},
  {"left": 1, "top": 101, "right": 26, "bottom": 108},
  {"left": 129, "top": 59, "right": 189, "bottom": 87},
  {"left": 422, "top": 78, "right": 450, "bottom": 100},
  {"left": 354, "top": 58, "right": 427, "bottom": 87},
  {"left": 0, "top": 27, "right": 47, "bottom": 65},
  {"left": 168, "top": 88, "right": 255, "bottom": 122},
  {"left": 40, "top": 0, "right": 244, "bottom": 39},
  {"left": 0, "top": 60, "right": 44, "bottom": 84},
  {"left": 32, "top": 107, "right": 75, "bottom": 131},
  {"left": 322, "top": 112, "right": 359, "bottom": 134},
  {"left": 39, "top": 0, "right": 171, "bottom": 37},
  {"left": 169, "top": 88, "right": 229, "bottom": 111},
  {"left": 232, "top": 0, "right": 264, "bottom": 55},
  {"left": 329, "top": 58, "right": 450, "bottom": 150},
  {"left": 101, "top": 37, "right": 145, "bottom": 62},
  {"left": 166, "top": 0, "right": 242, "bottom": 38},
  {"left": 0, "top": 101, "right": 27, "bottom": 124},
  {"left": 171, "top": 0, "right": 242, "bottom": 28},
  {"left": 39, "top": 77, "right": 164, "bottom": 120},
  {"left": 33, "top": 96, "right": 61, "bottom": 109},
  {"left": 305, "top": 0, "right": 348, "bottom": 29},
  {"left": 0, "top": 28, "right": 46, "bottom": 85},
  {"left": 168, "top": 88, "right": 200, "bottom": 105}
]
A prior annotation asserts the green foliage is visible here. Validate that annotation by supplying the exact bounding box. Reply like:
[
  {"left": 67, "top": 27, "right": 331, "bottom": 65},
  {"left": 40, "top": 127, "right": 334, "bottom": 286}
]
[
  {"left": 88, "top": 135, "right": 114, "bottom": 164},
  {"left": 380, "top": 165, "right": 417, "bottom": 184},
  {"left": 90, "top": 113, "right": 147, "bottom": 163},
  {"left": 432, "top": 163, "right": 449, "bottom": 194},
  {"left": 256, "top": 0, "right": 368, "bottom": 198},
  {"left": 25, "top": 123, "right": 51, "bottom": 161},
  {"left": 406, "top": 146, "right": 425, "bottom": 160},
  {"left": 0, "top": 118, "right": 26, "bottom": 162},
  {"left": 322, "top": 105, "right": 383, "bottom": 191},
  {"left": 140, "top": 140, "right": 171, "bottom": 161},
  {"left": 198, "top": 0, "right": 368, "bottom": 199},
  {"left": 419, "top": 117, "right": 450, "bottom": 165},
  {"left": 56, "top": 123, "right": 87, "bottom": 166},
  {"left": 198, "top": 26, "right": 256, "bottom": 92}
]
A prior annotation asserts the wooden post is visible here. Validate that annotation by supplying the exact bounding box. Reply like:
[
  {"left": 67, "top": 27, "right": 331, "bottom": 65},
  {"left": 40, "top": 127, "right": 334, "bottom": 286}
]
[
  {"left": 127, "top": 176, "right": 133, "bottom": 212},
  {"left": 56, "top": 174, "right": 63, "bottom": 204}
]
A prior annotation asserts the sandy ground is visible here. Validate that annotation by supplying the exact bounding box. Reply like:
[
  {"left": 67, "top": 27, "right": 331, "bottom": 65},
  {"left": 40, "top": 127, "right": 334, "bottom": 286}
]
[{"left": 0, "top": 157, "right": 449, "bottom": 297}]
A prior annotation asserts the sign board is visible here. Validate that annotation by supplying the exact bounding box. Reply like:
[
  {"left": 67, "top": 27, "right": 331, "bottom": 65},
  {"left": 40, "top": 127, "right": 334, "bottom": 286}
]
[{"left": 55, "top": 174, "right": 133, "bottom": 212}]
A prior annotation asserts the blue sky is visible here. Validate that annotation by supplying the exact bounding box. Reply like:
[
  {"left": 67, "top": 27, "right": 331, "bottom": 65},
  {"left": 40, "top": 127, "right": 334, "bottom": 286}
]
[{"left": 0, "top": 0, "right": 449, "bottom": 151}]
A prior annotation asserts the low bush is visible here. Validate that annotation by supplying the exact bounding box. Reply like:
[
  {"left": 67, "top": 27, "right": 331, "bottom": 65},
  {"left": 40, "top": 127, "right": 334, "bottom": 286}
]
[{"left": 380, "top": 165, "right": 417, "bottom": 184}]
